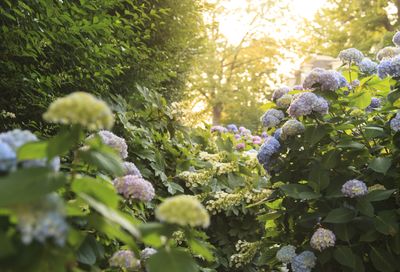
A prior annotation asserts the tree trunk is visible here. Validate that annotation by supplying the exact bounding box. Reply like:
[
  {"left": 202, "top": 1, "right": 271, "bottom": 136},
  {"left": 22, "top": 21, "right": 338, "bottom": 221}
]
[{"left": 212, "top": 103, "right": 223, "bottom": 125}]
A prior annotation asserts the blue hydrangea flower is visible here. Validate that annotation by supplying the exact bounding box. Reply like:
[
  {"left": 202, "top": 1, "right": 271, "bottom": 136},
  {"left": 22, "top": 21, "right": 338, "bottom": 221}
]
[
  {"left": 287, "top": 92, "right": 329, "bottom": 118},
  {"left": 16, "top": 193, "right": 68, "bottom": 246},
  {"left": 390, "top": 112, "right": 400, "bottom": 131},
  {"left": 276, "top": 245, "right": 296, "bottom": 263},
  {"left": 261, "top": 109, "right": 285, "bottom": 128},
  {"left": 211, "top": 126, "right": 228, "bottom": 133},
  {"left": 359, "top": 58, "right": 378, "bottom": 74},
  {"left": 350, "top": 79, "right": 360, "bottom": 88},
  {"left": 257, "top": 137, "right": 280, "bottom": 171},
  {"left": 0, "top": 141, "right": 17, "bottom": 172},
  {"left": 366, "top": 97, "right": 381, "bottom": 112},
  {"left": 140, "top": 247, "right": 157, "bottom": 262},
  {"left": 377, "top": 59, "right": 393, "bottom": 78},
  {"left": 122, "top": 161, "right": 142, "bottom": 177},
  {"left": 332, "top": 71, "right": 348, "bottom": 88},
  {"left": 273, "top": 128, "right": 282, "bottom": 140},
  {"left": 341, "top": 179, "right": 368, "bottom": 198},
  {"left": 310, "top": 228, "right": 336, "bottom": 251},
  {"left": 227, "top": 124, "right": 238, "bottom": 133},
  {"left": 303, "top": 68, "right": 344, "bottom": 91},
  {"left": 393, "top": 31, "right": 400, "bottom": 47},
  {"left": 338, "top": 48, "right": 364, "bottom": 64},
  {"left": 0, "top": 129, "right": 38, "bottom": 151},
  {"left": 261, "top": 131, "right": 268, "bottom": 138},
  {"left": 21, "top": 157, "right": 61, "bottom": 172},
  {"left": 272, "top": 86, "right": 290, "bottom": 101},
  {"left": 291, "top": 251, "right": 317, "bottom": 272},
  {"left": 292, "top": 85, "right": 304, "bottom": 90},
  {"left": 113, "top": 175, "right": 155, "bottom": 202},
  {"left": 390, "top": 55, "right": 400, "bottom": 77}
]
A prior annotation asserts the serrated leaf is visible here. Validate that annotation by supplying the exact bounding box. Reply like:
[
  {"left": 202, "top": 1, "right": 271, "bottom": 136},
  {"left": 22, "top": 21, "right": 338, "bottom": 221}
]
[{"left": 324, "top": 208, "right": 355, "bottom": 223}]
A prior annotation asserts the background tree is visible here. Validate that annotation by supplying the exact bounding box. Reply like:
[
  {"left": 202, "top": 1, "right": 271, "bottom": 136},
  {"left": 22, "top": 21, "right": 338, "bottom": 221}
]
[{"left": 307, "top": 0, "right": 400, "bottom": 56}]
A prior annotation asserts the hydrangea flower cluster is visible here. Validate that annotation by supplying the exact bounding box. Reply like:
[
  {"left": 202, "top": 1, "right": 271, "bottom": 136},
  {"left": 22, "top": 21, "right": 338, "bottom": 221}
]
[
  {"left": 15, "top": 193, "right": 68, "bottom": 246},
  {"left": 109, "top": 250, "right": 141, "bottom": 271},
  {"left": 0, "top": 141, "right": 17, "bottom": 172},
  {"left": 377, "top": 46, "right": 400, "bottom": 61},
  {"left": 43, "top": 92, "right": 114, "bottom": 130},
  {"left": 251, "top": 135, "right": 263, "bottom": 145},
  {"left": 393, "top": 31, "right": 400, "bottom": 47},
  {"left": 377, "top": 59, "right": 393, "bottom": 78},
  {"left": 272, "top": 86, "right": 290, "bottom": 101},
  {"left": 257, "top": 136, "right": 280, "bottom": 171},
  {"left": 280, "top": 119, "right": 305, "bottom": 140},
  {"left": 236, "top": 142, "right": 245, "bottom": 150},
  {"left": 276, "top": 245, "right": 297, "bottom": 263},
  {"left": 366, "top": 97, "right": 381, "bottom": 112},
  {"left": 155, "top": 195, "right": 210, "bottom": 228},
  {"left": 338, "top": 48, "right": 364, "bottom": 64},
  {"left": 198, "top": 151, "right": 226, "bottom": 162},
  {"left": 95, "top": 130, "right": 129, "bottom": 159},
  {"left": 113, "top": 175, "right": 155, "bottom": 202},
  {"left": 230, "top": 240, "right": 261, "bottom": 268},
  {"left": 122, "top": 161, "right": 142, "bottom": 177},
  {"left": 227, "top": 124, "right": 239, "bottom": 132},
  {"left": 303, "top": 68, "right": 347, "bottom": 91},
  {"left": 390, "top": 111, "right": 400, "bottom": 132},
  {"left": 261, "top": 109, "right": 285, "bottom": 128},
  {"left": 140, "top": 247, "right": 157, "bottom": 262},
  {"left": 341, "top": 179, "right": 368, "bottom": 198},
  {"left": 276, "top": 94, "right": 293, "bottom": 109},
  {"left": 213, "top": 161, "right": 238, "bottom": 175},
  {"left": 291, "top": 251, "right": 317, "bottom": 272},
  {"left": 178, "top": 169, "right": 213, "bottom": 188},
  {"left": 0, "top": 129, "right": 60, "bottom": 172},
  {"left": 287, "top": 92, "right": 329, "bottom": 118},
  {"left": 359, "top": 58, "right": 378, "bottom": 75},
  {"left": 206, "top": 191, "right": 243, "bottom": 214},
  {"left": 310, "top": 228, "right": 336, "bottom": 251},
  {"left": 211, "top": 125, "right": 228, "bottom": 133}
]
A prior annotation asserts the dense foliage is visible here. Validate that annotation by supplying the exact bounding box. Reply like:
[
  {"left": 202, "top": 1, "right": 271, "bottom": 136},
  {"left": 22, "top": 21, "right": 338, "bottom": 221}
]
[{"left": 0, "top": 0, "right": 203, "bottom": 130}]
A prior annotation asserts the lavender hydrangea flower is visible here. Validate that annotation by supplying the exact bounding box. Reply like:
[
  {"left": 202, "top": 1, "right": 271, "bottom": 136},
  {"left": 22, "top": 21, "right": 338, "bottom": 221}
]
[
  {"left": 0, "top": 142, "right": 17, "bottom": 172},
  {"left": 359, "top": 58, "right": 378, "bottom": 75},
  {"left": 113, "top": 175, "right": 155, "bottom": 202},
  {"left": 227, "top": 124, "right": 239, "bottom": 133},
  {"left": 110, "top": 250, "right": 141, "bottom": 270},
  {"left": 272, "top": 86, "right": 290, "bottom": 101},
  {"left": 280, "top": 119, "right": 305, "bottom": 140},
  {"left": 303, "top": 68, "right": 344, "bottom": 91},
  {"left": 234, "top": 134, "right": 241, "bottom": 139},
  {"left": 366, "top": 97, "right": 381, "bottom": 112},
  {"left": 350, "top": 79, "right": 360, "bottom": 88},
  {"left": 261, "top": 132, "right": 268, "bottom": 138},
  {"left": 122, "top": 161, "right": 142, "bottom": 177},
  {"left": 287, "top": 92, "right": 329, "bottom": 118},
  {"left": 239, "top": 126, "right": 251, "bottom": 136},
  {"left": 394, "top": 31, "right": 400, "bottom": 47},
  {"left": 261, "top": 109, "right": 285, "bottom": 128},
  {"left": 252, "top": 136, "right": 263, "bottom": 145},
  {"left": 276, "top": 245, "right": 296, "bottom": 263},
  {"left": 389, "top": 55, "right": 400, "bottom": 77},
  {"left": 390, "top": 112, "right": 400, "bottom": 131},
  {"left": 291, "top": 251, "right": 317, "bottom": 272},
  {"left": 341, "top": 179, "right": 368, "bottom": 198},
  {"left": 338, "top": 48, "right": 364, "bottom": 64},
  {"left": 211, "top": 126, "right": 227, "bottom": 133},
  {"left": 377, "top": 46, "right": 400, "bottom": 61},
  {"left": 94, "top": 130, "right": 128, "bottom": 159},
  {"left": 310, "top": 228, "right": 336, "bottom": 251},
  {"left": 140, "top": 247, "right": 157, "bottom": 262},
  {"left": 377, "top": 59, "right": 393, "bottom": 78},
  {"left": 16, "top": 193, "right": 68, "bottom": 246},
  {"left": 236, "top": 143, "right": 245, "bottom": 150},
  {"left": 292, "top": 85, "right": 304, "bottom": 90}
]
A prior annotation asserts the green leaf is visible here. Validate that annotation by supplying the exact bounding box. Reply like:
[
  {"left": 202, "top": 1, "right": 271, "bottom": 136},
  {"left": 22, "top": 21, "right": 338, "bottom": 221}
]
[
  {"left": 368, "top": 157, "right": 392, "bottom": 174},
  {"left": 350, "top": 91, "right": 371, "bottom": 109},
  {"left": 373, "top": 211, "right": 399, "bottom": 236},
  {"left": 324, "top": 208, "right": 355, "bottom": 223},
  {"left": 47, "top": 126, "right": 82, "bottom": 159},
  {"left": 72, "top": 177, "right": 120, "bottom": 208},
  {"left": 0, "top": 168, "right": 66, "bottom": 207},
  {"left": 336, "top": 141, "right": 365, "bottom": 149},
  {"left": 147, "top": 248, "right": 198, "bottom": 272},
  {"left": 333, "top": 246, "right": 356, "bottom": 268},
  {"left": 79, "top": 193, "right": 140, "bottom": 239},
  {"left": 359, "top": 230, "right": 379, "bottom": 242},
  {"left": 17, "top": 141, "right": 48, "bottom": 161},
  {"left": 321, "top": 149, "right": 340, "bottom": 169},
  {"left": 370, "top": 246, "right": 397, "bottom": 272},
  {"left": 356, "top": 198, "right": 374, "bottom": 217},
  {"left": 308, "top": 163, "right": 330, "bottom": 191},
  {"left": 334, "top": 223, "right": 355, "bottom": 242},
  {"left": 304, "top": 125, "right": 328, "bottom": 146},
  {"left": 364, "top": 126, "right": 385, "bottom": 139},
  {"left": 367, "top": 189, "right": 396, "bottom": 202},
  {"left": 279, "top": 184, "right": 321, "bottom": 200},
  {"left": 78, "top": 149, "right": 124, "bottom": 176},
  {"left": 188, "top": 239, "right": 214, "bottom": 262}
]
